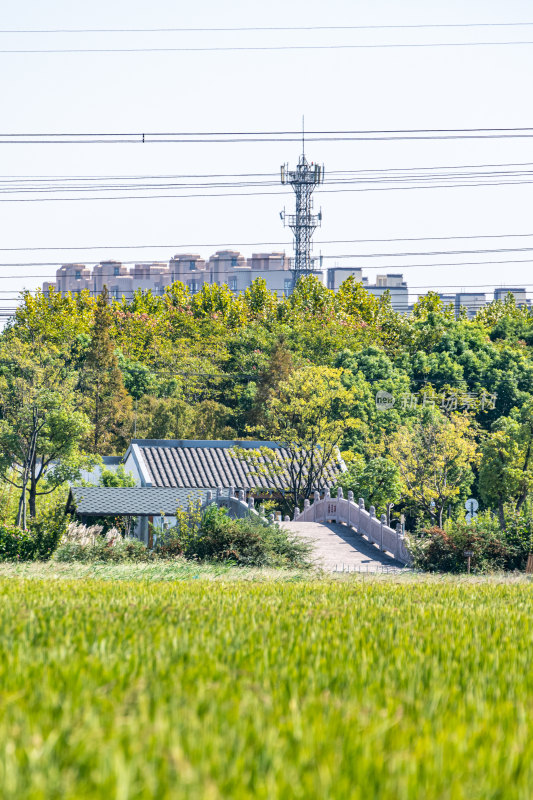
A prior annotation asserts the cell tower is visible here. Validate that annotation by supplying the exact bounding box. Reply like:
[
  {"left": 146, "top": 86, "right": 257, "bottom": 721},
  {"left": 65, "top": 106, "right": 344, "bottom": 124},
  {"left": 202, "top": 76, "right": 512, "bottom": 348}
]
[{"left": 280, "top": 125, "right": 324, "bottom": 289}]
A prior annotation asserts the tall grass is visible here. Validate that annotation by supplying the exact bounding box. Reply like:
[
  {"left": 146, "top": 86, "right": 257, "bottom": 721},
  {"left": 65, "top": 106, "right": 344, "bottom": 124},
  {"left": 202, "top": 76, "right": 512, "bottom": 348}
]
[{"left": 0, "top": 575, "right": 532, "bottom": 798}]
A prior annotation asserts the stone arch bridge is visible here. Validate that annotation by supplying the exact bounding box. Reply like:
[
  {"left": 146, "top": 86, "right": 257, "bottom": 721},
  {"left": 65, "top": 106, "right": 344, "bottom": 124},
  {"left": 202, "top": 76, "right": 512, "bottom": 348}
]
[{"left": 202, "top": 487, "right": 411, "bottom": 571}]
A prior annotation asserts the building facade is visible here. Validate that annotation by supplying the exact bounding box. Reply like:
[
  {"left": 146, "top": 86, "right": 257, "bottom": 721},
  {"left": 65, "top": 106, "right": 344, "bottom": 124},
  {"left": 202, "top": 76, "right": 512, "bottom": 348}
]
[{"left": 44, "top": 253, "right": 414, "bottom": 313}]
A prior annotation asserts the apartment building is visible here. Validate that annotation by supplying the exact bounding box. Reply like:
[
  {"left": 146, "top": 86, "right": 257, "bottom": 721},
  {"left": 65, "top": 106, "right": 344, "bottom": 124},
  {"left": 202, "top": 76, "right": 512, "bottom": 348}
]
[
  {"left": 45, "top": 251, "right": 325, "bottom": 301},
  {"left": 494, "top": 287, "right": 529, "bottom": 305},
  {"left": 42, "top": 252, "right": 413, "bottom": 312}
]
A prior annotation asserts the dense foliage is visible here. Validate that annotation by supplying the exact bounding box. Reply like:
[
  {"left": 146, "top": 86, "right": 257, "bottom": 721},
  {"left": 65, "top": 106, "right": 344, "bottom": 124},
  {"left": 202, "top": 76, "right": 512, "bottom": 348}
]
[
  {"left": 50, "top": 506, "right": 310, "bottom": 568},
  {"left": 3, "top": 277, "right": 533, "bottom": 542},
  {"left": 410, "top": 507, "right": 533, "bottom": 573},
  {"left": 160, "top": 503, "right": 311, "bottom": 567},
  {"left": 0, "top": 506, "right": 68, "bottom": 561}
]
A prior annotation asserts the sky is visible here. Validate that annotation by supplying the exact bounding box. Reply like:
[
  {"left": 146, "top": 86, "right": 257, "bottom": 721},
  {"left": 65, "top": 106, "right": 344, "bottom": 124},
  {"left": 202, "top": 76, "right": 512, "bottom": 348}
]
[{"left": 1, "top": 0, "right": 533, "bottom": 316}]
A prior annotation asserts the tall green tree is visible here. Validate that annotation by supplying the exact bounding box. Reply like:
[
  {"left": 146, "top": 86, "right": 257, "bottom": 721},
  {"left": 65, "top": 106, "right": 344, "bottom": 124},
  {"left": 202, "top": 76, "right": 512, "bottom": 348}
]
[
  {"left": 235, "top": 366, "right": 355, "bottom": 511},
  {"left": 479, "top": 400, "right": 533, "bottom": 528},
  {"left": 0, "top": 340, "right": 92, "bottom": 525},
  {"left": 388, "top": 410, "right": 479, "bottom": 527},
  {"left": 81, "top": 287, "right": 133, "bottom": 454},
  {"left": 249, "top": 336, "right": 294, "bottom": 425},
  {"left": 336, "top": 456, "right": 402, "bottom": 525}
]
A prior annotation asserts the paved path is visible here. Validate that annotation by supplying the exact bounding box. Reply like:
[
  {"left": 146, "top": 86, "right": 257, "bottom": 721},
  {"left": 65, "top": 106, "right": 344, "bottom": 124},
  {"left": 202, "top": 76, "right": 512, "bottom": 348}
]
[{"left": 282, "top": 521, "right": 404, "bottom": 572}]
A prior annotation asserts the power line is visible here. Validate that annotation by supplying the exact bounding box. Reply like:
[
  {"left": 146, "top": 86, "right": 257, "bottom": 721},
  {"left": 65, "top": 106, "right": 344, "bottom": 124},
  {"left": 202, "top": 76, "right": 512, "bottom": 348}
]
[
  {"left": 3, "top": 245, "right": 533, "bottom": 267},
  {"left": 0, "top": 247, "right": 533, "bottom": 271},
  {"left": 1, "top": 178, "right": 533, "bottom": 203},
  {"left": 3, "top": 281, "right": 533, "bottom": 297},
  {"left": 2, "top": 23, "right": 533, "bottom": 34},
  {"left": 3, "top": 165, "right": 533, "bottom": 194},
  {"left": 2, "top": 159, "right": 533, "bottom": 179},
  {"left": 5, "top": 229, "right": 533, "bottom": 253},
  {"left": 4, "top": 256, "right": 533, "bottom": 282},
  {"left": 3, "top": 40, "right": 533, "bottom": 54},
  {"left": 2, "top": 128, "right": 533, "bottom": 143}
]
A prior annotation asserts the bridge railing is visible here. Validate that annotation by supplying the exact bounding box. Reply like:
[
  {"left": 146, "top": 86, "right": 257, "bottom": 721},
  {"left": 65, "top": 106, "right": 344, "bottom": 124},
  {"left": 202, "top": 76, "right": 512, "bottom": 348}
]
[
  {"left": 293, "top": 488, "right": 411, "bottom": 565},
  {"left": 201, "top": 487, "right": 272, "bottom": 524}
]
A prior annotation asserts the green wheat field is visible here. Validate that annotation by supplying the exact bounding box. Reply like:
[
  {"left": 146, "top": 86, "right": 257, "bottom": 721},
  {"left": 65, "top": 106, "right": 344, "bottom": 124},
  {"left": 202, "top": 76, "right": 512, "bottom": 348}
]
[{"left": 1, "top": 566, "right": 532, "bottom": 799}]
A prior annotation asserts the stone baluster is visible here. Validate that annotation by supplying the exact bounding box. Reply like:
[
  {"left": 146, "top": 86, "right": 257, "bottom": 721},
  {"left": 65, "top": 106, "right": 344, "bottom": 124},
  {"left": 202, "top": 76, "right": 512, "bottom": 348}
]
[
  {"left": 346, "top": 491, "right": 353, "bottom": 529},
  {"left": 380, "top": 513, "right": 386, "bottom": 551},
  {"left": 229, "top": 486, "right": 236, "bottom": 498},
  {"left": 337, "top": 487, "right": 343, "bottom": 499},
  {"left": 368, "top": 505, "right": 376, "bottom": 545},
  {"left": 238, "top": 489, "right": 245, "bottom": 502},
  {"left": 293, "top": 507, "right": 300, "bottom": 521},
  {"left": 396, "top": 523, "right": 402, "bottom": 560},
  {"left": 206, "top": 490, "right": 213, "bottom": 503}
]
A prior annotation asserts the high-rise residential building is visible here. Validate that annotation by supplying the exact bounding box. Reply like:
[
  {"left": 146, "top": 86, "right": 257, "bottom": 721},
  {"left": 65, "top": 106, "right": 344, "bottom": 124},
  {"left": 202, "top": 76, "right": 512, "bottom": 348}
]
[
  {"left": 494, "top": 287, "right": 529, "bottom": 305},
  {"left": 455, "top": 292, "right": 487, "bottom": 319},
  {"left": 42, "top": 252, "right": 412, "bottom": 312}
]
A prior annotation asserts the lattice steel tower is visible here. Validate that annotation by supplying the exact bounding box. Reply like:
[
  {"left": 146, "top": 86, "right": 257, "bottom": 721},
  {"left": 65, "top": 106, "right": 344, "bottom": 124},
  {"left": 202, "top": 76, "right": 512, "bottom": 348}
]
[{"left": 280, "top": 142, "right": 324, "bottom": 289}]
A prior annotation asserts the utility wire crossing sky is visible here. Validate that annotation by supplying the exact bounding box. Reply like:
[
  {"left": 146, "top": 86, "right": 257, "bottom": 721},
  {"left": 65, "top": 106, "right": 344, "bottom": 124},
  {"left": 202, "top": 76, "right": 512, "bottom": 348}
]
[{"left": 1, "top": 0, "right": 533, "bottom": 316}]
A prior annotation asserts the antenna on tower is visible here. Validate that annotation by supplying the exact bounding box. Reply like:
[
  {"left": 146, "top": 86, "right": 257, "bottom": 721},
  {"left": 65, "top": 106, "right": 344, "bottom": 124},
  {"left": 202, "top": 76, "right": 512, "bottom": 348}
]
[{"left": 280, "top": 128, "right": 324, "bottom": 291}]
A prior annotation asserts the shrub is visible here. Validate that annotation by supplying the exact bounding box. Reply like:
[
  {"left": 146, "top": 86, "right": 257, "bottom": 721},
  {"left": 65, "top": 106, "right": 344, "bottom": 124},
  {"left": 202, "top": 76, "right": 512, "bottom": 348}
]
[
  {"left": 161, "top": 504, "right": 311, "bottom": 568},
  {"left": 27, "top": 505, "right": 69, "bottom": 559},
  {"left": 409, "top": 512, "right": 524, "bottom": 573},
  {"left": 0, "top": 524, "right": 36, "bottom": 561},
  {"left": 0, "top": 506, "right": 68, "bottom": 562}
]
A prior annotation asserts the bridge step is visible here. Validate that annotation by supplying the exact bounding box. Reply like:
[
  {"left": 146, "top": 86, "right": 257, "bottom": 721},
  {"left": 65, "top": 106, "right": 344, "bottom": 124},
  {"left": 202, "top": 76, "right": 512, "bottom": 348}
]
[{"left": 282, "top": 521, "right": 404, "bottom": 572}]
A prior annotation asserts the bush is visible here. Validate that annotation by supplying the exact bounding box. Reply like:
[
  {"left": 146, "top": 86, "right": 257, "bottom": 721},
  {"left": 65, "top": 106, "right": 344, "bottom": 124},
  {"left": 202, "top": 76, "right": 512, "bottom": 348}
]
[
  {"left": 409, "top": 511, "right": 528, "bottom": 573},
  {"left": 161, "top": 504, "right": 311, "bottom": 568},
  {"left": 0, "top": 524, "right": 37, "bottom": 561},
  {"left": 0, "top": 507, "right": 68, "bottom": 562},
  {"left": 28, "top": 505, "right": 69, "bottom": 559}
]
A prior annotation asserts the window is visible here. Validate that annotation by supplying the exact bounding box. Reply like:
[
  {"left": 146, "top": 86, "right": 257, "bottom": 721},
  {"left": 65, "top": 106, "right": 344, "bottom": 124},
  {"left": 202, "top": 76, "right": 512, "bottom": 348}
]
[
  {"left": 229, "top": 277, "right": 237, "bottom": 291},
  {"left": 284, "top": 279, "right": 292, "bottom": 294},
  {"left": 113, "top": 266, "right": 120, "bottom": 277},
  {"left": 188, "top": 280, "right": 198, "bottom": 294},
  {"left": 231, "top": 257, "right": 238, "bottom": 267},
  {"left": 75, "top": 270, "right": 82, "bottom": 280},
  {"left": 189, "top": 260, "right": 196, "bottom": 270}
]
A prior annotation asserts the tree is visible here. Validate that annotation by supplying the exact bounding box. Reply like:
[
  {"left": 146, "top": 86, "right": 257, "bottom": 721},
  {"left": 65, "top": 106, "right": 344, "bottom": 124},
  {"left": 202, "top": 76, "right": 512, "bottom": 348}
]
[
  {"left": 99, "top": 465, "right": 137, "bottom": 488},
  {"left": 249, "top": 336, "right": 294, "bottom": 425},
  {"left": 81, "top": 287, "right": 133, "bottom": 454},
  {"left": 479, "top": 400, "right": 533, "bottom": 528},
  {"left": 336, "top": 456, "right": 402, "bottom": 525},
  {"left": 0, "top": 340, "right": 92, "bottom": 526},
  {"left": 388, "top": 410, "right": 479, "bottom": 527},
  {"left": 235, "top": 366, "right": 355, "bottom": 511}
]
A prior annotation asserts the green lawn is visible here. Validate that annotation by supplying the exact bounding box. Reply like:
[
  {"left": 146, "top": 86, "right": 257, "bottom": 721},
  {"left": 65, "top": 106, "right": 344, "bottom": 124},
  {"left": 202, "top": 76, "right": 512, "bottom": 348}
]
[{"left": 1, "top": 568, "right": 532, "bottom": 798}]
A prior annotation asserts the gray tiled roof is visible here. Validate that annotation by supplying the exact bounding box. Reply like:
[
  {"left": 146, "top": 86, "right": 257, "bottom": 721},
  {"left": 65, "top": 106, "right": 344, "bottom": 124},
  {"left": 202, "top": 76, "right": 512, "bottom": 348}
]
[
  {"left": 69, "top": 487, "right": 212, "bottom": 516},
  {"left": 133, "top": 440, "right": 344, "bottom": 491}
]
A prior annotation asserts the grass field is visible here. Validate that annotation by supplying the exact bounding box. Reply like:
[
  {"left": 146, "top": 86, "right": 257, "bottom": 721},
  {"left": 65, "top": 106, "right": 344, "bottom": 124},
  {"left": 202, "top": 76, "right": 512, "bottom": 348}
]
[{"left": 1, "top": 568, "right": 532, "bottom": 798}]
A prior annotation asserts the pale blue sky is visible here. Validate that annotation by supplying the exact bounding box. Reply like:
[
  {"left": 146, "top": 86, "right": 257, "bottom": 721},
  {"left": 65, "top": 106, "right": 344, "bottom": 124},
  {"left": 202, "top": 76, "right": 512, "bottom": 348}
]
[{"left": 1, "top": 0, "right": 533, "bottom": 311}]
